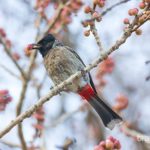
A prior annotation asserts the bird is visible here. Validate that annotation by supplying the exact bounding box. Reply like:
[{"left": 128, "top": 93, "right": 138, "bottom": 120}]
[{"left": 29, "top": 34, "right": 122, "bottom": 129}]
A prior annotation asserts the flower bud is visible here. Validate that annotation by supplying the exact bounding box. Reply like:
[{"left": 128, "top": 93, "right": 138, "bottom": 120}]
[
  {"left": 84, "top": 6, "right": 92, "bottom": 14},
  {"left": 123, "top": 18, "right": 130, "bottom": 24},
  {"left": 84, "top": 30, "right": 90, "bottom": 37},
  {"left": 135, "top": 29, "right": 142, "bottom": 35},
  {"left": 139, "top": 2, "right": 146, "bottom": 9}
]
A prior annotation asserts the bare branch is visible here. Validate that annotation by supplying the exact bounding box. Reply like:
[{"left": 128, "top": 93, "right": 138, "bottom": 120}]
[
  {"left": 91, "top": 23, "right": 104, "bottom": 51},
  {"left": 101, "top": 0, "right": 130, "bottom": 16},
  {"left": 89, "top": 0, "right": 131, "bottom": 52},
  {"left": 0, "top": 37, "right": 26, "bottom": 79},
  {"left": 43, "top": 4, "right": 63, "bottom": 35},
  {"left": 41, "top": 1, "right": 71, "bottom": 38},
  {"left": 122, "top": 125, "right": 150, "bottom": 144},
  {"left": 0, "top": 63, "right": 20, "bottom": 80},
  {"left": 0, "top": 139, "right": 21, "bottom": 148},
  {"left": 16, "top": 80, "right": 28, "bottom": 150}
]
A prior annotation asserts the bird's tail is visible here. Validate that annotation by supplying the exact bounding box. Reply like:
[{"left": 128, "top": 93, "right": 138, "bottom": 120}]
[{"left": 78, "top": 84, "right": 122, "bottom": 129}]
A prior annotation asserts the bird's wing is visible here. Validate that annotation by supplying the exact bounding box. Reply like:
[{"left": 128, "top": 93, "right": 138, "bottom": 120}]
[
  {"left": 65, "top": 46, "right": 97, "bottom": 94},
  {"left": 88, "top": 74, "right": 97, "bottom": 94}
]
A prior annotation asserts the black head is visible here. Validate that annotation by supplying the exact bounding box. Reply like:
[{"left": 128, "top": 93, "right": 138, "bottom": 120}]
[{"left": 37, "top": 34, "right": 55, "bottom": 57}]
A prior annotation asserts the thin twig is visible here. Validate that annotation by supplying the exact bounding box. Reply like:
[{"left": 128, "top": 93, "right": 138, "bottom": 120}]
[
  {"left": 0, "top": 139, "right": 21, "bottom": 148},
  {"left": 132, "top": 14, "right": 150, "bottom": 32},
  {"left": 42, "top": 1, "right": 70, "bottom": 38},
  {"left": 16, "top": 80, "right": 28, "bottom": 150},
  {"left": 0, "top": 63, "right": 20, "bottom": 80},
  {"left": 89, "top": 2, "right": 104, "bottom": 51},
  {"left": 90, "top": 24, "right": 104, "bottom": 51},
  {"left": 101, "top": 0, "right": 130, "bottom": 16},
  {"left": 90, "top": 0, "right": 131, "bottom": 51},
  {"left": 0, "top": 37, "right": 26, "bottom": 79},
  {"left": 122, "top": 125, "right": 150, "bottom": 144}
]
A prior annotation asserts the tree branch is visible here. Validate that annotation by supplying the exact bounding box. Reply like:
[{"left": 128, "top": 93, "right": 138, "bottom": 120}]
[
  {"left": 15, "top": 1, "right": 71, "bottom": 149},
  {"left": 101, "top": 0, "right": 130, "bottom": 16},
  {"left": 15, "top": 15, "right": 42, "bottom": 150},
  {"left": 0, "top": 37, "right": 26, "bottom": 79},
  {"left": 0, "top": 14, "right": 148, "bottom": 138},
  {"left": 0, "top": 1, "right": 149, "bottom": 143},
  {"left": 16, "top": 80, "right": 28, "bottom": 150},
  {"left": 42, "top": 1, "right": 70, "bottom": 38},
  {"left": 85, "top": 0, "right": 131, "bottom": 52},
  {"left": 0, "top": 139, "right": 21, "bottom": 148},
  {"left": 0, "top": 63, "right": 20, "bottom": 80},
  {"left": 91, "top": 24, "right": 104, "bottom": 51},
  {"left": 122, "top": 125, "right": 150, "bottom": 144}
]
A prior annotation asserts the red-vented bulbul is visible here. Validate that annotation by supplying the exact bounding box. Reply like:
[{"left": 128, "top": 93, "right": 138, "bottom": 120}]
[{"left": 30, "top": 34, "right": 122, "bottom": 129}]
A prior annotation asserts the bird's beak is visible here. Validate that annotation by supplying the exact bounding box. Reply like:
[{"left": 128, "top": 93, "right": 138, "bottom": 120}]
[
  {"left": 31, "top": 44, "right": 41, "bottom": 50},
  {"left": 25, "top": 43, "right": 42, "bottom": 55}
]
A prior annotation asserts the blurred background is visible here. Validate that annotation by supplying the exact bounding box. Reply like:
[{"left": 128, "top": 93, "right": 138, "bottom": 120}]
[{"left": 0, "top": 0, "right": 150, "bottom": 150}]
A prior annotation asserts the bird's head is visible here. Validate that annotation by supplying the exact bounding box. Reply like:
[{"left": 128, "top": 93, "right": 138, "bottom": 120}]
[{"left": 27, "top": 34, "right": 56, "bottom": 57}]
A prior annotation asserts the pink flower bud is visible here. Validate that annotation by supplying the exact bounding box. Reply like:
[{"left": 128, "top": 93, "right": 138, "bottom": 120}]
[
  {"left": 139, "top": 2, "right": 146, "bottom": 9},
  {"left": 84, "top": 30, "right": 90, "bottom": 37},
  {"left": 0, "top": 90, "right": 9, "bottom": 96},
  {"left": 0, "top": 28, "right": 6, "bottom": 37},
  {"left": 84, "top": 6, "right": 92, "bottom": 13},
  {"left": 105, "top": 139, "right": 114, "bottom": 149},
  {"left": 128, "top": 8, "right": 138, "bottom": 16},
  {"left": 123, "top": 18, "right": 130, "bottom": 24},
  {"left": 114, "top": 140, "right": 121, "bottom": 149},
  {"left": 12, "top": 52, "right": 21, "bottom": 61}
]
